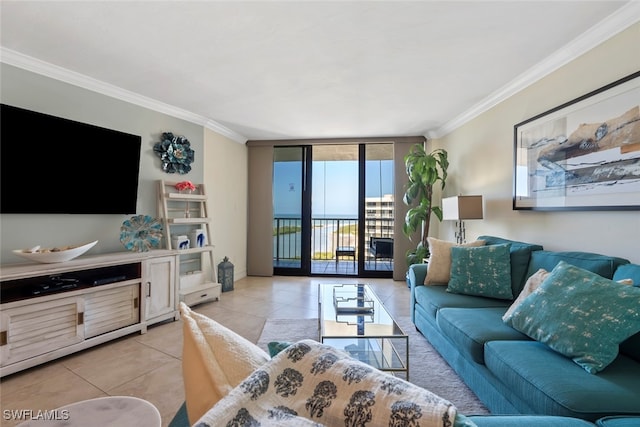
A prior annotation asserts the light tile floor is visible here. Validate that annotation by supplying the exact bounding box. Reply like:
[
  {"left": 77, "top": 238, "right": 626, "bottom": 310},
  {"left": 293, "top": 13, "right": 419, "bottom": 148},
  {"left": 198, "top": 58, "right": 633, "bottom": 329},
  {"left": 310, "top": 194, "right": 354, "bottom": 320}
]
[{"left": 0, "top": 275, "right": 410, "bottom": 427}]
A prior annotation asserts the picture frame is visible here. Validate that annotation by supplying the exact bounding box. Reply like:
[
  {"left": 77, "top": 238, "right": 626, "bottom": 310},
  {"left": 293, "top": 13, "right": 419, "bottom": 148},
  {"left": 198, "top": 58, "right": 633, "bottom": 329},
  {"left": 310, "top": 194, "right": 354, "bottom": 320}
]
[{"left": 513, "top": 71, "right": 640, "bottom": 211}]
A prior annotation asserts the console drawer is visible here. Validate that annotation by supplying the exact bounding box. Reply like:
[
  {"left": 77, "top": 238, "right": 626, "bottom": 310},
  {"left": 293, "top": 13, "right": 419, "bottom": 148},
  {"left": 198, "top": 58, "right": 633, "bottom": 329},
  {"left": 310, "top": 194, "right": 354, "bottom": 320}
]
[{"left": 179, "top": 283, "right": 220, "bottom": 307}]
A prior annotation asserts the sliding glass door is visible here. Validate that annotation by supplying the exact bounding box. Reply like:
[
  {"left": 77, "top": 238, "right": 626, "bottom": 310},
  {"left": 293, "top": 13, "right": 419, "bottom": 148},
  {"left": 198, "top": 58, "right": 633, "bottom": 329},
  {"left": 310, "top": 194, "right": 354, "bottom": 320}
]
[
  {"left": 272, "top": 143, "right": 394, "bottom": 277},
  {"left": 362, "top": 144, "right": 394, "bottom": 276},
  {"left": 312, "top": 145, "right": 359, "bottom": 275},
  {"left": 272, "top": 146, "right": 311, "bottom": 275}
]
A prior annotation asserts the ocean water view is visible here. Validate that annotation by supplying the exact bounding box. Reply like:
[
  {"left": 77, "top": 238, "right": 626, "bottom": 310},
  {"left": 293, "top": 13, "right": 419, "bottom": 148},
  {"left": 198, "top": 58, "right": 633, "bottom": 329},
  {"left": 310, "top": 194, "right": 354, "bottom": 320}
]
[{"left": 274, "top": 213, "right": 358, "bottom": 219}]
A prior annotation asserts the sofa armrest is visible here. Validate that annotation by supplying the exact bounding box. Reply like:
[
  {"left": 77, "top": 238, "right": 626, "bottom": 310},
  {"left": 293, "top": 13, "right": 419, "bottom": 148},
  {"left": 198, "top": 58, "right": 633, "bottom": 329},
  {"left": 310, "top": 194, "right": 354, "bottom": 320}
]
[
  {"left": 409, "top": 263, "right": 429, "bottom": 323},
  {"left": 409, "top": 263, "right": 429, "bottom": 287}
]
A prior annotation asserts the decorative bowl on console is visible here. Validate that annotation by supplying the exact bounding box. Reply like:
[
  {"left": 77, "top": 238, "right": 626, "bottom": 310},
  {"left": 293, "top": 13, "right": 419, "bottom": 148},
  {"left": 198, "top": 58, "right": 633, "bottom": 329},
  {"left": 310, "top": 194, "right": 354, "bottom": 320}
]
[{"left": 13, "top": 240, "right": 98, "bottom": 264}]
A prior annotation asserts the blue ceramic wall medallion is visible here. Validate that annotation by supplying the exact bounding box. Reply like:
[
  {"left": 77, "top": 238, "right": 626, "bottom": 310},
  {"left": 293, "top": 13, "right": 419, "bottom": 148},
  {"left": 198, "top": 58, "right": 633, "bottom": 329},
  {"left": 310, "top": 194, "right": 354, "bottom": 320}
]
[{"left": 153, "top": 132, "right": 195, "bottom": 174}]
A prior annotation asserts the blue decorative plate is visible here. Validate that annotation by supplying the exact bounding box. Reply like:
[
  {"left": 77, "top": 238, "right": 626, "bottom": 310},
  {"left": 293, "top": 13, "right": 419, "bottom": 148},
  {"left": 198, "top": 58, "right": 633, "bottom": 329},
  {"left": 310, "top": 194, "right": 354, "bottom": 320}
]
[{"left": 120, "top": 215, "right": 163, "bottom": 252}]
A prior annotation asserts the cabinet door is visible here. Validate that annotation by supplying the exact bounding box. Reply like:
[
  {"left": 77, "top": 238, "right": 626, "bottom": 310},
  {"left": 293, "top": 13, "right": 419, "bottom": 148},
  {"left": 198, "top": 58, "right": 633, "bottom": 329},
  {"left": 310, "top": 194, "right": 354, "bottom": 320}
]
[
  {"left": 143, "top": 256, "right": 177, "bottom": 323},
  {"left": 1, "top": 297, "right": 84, "bottom": 367},
  {"left": 84, "top": 284, "right": 140, "bottom": 338}
]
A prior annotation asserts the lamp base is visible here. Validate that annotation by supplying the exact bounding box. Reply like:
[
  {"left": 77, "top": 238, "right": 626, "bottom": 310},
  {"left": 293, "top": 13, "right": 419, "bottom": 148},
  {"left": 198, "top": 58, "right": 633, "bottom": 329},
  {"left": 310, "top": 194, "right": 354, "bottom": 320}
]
[{"left": 454, "top": 221, "right": 466, "bottom": 245}]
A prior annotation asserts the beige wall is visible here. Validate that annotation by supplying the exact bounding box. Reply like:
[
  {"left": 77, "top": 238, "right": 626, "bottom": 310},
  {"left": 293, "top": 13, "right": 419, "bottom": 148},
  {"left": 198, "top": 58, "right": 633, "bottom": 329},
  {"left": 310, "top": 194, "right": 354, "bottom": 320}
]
[
  {"left": 204, "top": 129, "right": 248, "bottom": 280},
  {"left": 431, "top": 23, "right": 640, "bottom": 263}
]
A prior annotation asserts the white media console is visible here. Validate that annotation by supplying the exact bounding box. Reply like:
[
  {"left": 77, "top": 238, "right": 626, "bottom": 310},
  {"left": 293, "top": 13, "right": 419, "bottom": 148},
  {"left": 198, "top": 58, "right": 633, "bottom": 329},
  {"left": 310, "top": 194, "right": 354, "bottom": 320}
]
[{"left": 0, "top": 250, "right": 190, "bottom": 377}]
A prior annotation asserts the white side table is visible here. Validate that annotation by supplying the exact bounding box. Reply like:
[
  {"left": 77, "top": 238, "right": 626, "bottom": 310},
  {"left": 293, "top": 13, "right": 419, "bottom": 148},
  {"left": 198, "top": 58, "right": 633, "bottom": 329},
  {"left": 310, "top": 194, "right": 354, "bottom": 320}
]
[{"left": 16, "top": 396, "right": 161, "bottom": 427}]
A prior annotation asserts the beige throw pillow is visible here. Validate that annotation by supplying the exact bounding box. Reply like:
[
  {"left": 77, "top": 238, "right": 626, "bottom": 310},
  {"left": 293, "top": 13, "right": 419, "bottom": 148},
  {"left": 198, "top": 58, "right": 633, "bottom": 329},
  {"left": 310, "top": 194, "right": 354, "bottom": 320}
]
[
  {"left": 502, "top": 268, "right": 550, "bottom": 322},
  {"left": 424, "top": 237, "right": 486, "bottom": 284},
  {"left": 180, "top": 302, "right": 270, "bottom": 424}
]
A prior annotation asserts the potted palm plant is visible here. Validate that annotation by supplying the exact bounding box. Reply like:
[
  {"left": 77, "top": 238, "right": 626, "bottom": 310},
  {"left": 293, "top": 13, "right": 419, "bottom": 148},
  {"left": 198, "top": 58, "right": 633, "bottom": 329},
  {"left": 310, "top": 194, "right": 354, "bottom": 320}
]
[{"left": 402, "top": 143, "right": 449, "bottom": 266}]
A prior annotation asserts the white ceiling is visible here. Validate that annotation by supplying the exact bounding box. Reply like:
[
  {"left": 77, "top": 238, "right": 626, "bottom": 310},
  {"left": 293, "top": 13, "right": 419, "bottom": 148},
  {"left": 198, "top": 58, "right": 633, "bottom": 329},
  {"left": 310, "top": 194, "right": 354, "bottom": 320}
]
[{"left": 1, "top": 1, "right": 638, "bottom": 143}]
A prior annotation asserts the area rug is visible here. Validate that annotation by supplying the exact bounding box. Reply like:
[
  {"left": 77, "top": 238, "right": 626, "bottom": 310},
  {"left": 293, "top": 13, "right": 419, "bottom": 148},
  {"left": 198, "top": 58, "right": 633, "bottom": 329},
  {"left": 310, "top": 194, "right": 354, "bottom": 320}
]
[{"left": 257, "top": 316, "right": 490, "bottom": 415}]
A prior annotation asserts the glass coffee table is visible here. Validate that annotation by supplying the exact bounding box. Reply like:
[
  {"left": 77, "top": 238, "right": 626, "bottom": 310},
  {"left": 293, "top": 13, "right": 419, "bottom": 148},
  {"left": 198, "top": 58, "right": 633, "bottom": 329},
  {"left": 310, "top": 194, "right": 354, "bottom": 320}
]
[{"left": 318, "top": 283, "right": 409, "bottom": 379}]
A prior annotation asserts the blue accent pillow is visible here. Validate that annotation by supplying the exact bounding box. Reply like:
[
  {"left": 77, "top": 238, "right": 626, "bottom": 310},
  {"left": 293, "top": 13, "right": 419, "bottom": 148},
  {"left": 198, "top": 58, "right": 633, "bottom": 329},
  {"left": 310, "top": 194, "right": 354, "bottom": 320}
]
[
  {"left": 447, "top": 243, "right": 513, "bottom": 300},
  {"left": 506, "top": 261, "right": 640, "bottom": 374},
  {"left": 478, "top": 235, "right": 544, "bottom": 295}
]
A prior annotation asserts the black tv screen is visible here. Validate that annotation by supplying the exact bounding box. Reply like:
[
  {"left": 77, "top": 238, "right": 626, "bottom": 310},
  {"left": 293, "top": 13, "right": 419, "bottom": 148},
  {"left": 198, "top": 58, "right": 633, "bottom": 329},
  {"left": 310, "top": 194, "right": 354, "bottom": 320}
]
[{"left": 1, "top": 104, "right": 141, "bottom": 214}]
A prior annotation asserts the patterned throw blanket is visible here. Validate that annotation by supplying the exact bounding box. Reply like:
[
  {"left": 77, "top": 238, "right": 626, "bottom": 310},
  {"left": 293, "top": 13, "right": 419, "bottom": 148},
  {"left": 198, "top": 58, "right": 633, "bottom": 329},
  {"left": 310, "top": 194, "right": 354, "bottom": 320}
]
[{"left": 195, "top": 340, "right": 468, "bottom": 427}]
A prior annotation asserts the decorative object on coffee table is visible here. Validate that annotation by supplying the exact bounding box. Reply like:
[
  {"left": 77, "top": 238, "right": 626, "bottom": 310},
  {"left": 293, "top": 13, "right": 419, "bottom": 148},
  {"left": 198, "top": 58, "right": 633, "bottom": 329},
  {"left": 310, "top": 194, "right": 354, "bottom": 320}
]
[
  {"left": 120, "top": 214, "right": 163, "bottom": 252},
  {"left": 153, "top": 132, "right": 195, "bottom": 174},
  {"left": 12, "top": 240, "right": 98, "bottom": 264}
]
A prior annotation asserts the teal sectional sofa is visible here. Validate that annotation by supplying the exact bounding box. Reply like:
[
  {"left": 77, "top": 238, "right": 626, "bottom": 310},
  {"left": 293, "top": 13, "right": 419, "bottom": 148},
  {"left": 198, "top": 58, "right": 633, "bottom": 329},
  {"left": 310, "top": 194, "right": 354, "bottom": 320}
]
[{"left": 409, "top": 235, "right": 640, "bottom": 422}]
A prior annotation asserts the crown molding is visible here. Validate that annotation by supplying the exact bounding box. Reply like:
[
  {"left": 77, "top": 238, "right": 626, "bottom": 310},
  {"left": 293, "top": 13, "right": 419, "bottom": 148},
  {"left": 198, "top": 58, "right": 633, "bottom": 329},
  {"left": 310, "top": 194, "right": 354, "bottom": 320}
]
[
  {"left": 0, "top": 47, "right": 248, "bottom": 144},
  {"left": 428, "top": 1, "right": 640, "bottom": 139},
  {"left": 2, "top": 1, "right": 637, "bottom": 145}
]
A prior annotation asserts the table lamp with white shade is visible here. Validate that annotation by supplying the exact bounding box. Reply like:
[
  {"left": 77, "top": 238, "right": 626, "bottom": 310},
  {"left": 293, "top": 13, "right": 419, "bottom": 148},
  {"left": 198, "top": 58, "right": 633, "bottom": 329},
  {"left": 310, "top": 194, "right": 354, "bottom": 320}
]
[{"left": 442, "top": 195, "right": 484, "bottom": 244}]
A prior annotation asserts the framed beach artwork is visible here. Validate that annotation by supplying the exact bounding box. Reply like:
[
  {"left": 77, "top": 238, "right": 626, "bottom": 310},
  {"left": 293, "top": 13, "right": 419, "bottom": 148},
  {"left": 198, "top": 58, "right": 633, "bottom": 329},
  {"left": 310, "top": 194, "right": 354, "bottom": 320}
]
[{"left": 513, "top": 71, "right": 640, "bottom": 211}]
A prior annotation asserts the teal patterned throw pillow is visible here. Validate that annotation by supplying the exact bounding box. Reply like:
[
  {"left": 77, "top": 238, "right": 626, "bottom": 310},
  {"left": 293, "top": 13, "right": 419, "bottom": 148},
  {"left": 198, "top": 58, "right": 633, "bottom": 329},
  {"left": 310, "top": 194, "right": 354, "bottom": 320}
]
[
  {"left": 506, "top": 261, "right": 640, "bottom": 374},
  {"left": 447, "top": 243, "right": 513, "bottom": 300}
]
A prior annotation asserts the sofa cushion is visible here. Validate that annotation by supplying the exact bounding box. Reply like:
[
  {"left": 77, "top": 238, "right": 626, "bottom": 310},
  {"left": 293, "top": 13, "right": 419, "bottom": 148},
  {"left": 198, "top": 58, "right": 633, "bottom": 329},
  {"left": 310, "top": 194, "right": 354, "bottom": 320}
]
[
  {"left": 526, "top": 250, "right": 629, "bottom": 280},
  {"left": 424, "top": 237, "right": 486, "bottom": 284},
  {"left": 478, "top": 235, "right": 544, "bottom": 295},
  {"left": 448, "top": 244, "right": 513, "bottom": 300},
  {"left": 484, "top": 340, "right": 640, "bottom": 419},
  {"left": 506, "top": 261, "right": 640, "bottom": 374},
  {"left": 596, "top": 416, "right": 640, "bottom": 427},
  {"left": 613, "top": 263, "right": 640, "bottom": 286},
  {"left": 469, "top": 415, "right": 596, "bottom": 427},
  {"left": 414, "top": 285, "right": 511, "bottom": 320},
  {"left": 437, "top": 307, "right": 530, "bottom": 364},
  {"left": 612, "top": 265, "right": 640, "bottom": 361}
]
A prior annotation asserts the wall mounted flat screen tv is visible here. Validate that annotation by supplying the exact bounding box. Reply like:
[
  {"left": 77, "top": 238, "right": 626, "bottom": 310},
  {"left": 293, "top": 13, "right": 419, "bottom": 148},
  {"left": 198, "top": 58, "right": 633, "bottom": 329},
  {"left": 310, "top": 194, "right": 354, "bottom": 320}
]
[{"left": 1, "top": 104, "right": 142, "bottom": 214}]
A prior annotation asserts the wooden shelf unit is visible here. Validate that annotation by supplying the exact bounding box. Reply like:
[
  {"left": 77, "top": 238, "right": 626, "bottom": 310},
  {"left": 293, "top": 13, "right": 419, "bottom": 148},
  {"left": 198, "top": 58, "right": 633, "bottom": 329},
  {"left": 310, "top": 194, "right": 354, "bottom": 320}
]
[{"left": 157, "top": 180, "right": 221, "bottom": 306}]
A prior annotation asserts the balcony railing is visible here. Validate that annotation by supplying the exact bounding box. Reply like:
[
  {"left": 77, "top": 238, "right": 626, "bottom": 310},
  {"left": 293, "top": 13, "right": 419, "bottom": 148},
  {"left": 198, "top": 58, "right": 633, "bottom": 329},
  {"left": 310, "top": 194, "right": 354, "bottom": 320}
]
[{"left": 273, "top": 216, "right": 394, "bottom": 264}]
